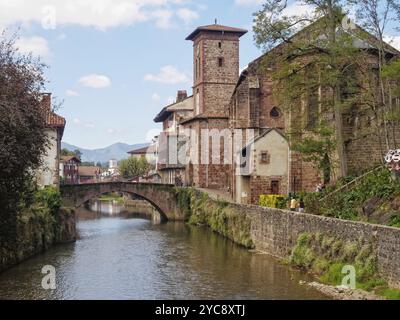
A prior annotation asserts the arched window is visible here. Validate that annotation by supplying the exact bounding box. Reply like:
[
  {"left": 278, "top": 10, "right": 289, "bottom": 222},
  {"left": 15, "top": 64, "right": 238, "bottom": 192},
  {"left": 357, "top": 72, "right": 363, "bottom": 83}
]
[{"left": 270, "top": 107, "right": 281, "bottom": 118}]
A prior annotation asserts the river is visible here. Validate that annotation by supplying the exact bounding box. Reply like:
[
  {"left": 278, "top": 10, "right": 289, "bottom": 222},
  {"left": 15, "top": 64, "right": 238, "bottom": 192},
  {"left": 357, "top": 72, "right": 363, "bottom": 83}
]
[{"left": 0, "top": 200, "right": 327, "bottom": 300}]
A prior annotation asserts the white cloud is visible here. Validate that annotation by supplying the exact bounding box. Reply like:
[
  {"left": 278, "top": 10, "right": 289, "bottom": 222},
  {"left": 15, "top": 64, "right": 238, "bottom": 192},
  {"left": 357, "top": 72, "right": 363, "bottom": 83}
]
[
  {"left": 0, "top": 0, "right": 199, "bottom": 31},
  {"left": 384, "top": 35, "right": 400, "bottom": 50},
  {"left": 14, "top": 36, "right": 50, "bottom": 58},
  {"left": 73, "top": 117, "right": 95, "bottom": 129},
  {"left": 152, "top": 93, "right": 161, "bottom": 101},
  {"left": 144, "top": 65, "right": 188, "bottom": 84},
  {"left": 282, "top": 2, "right": 315, "bottom": 17},
  {"left": 78, "top": 74, "right": 111, "bottom": 89},
  {"left": 176, "top": 8, "right": 199, "bottom": 24},
  {"left": 107, "top": 128, "right": 122, "bottom": 135},
  {"left": 152, "top": 9, "right": 174, "bottom": 29},
  {"left": 66, "top": 89, "right": 79, "bottom": 97}
]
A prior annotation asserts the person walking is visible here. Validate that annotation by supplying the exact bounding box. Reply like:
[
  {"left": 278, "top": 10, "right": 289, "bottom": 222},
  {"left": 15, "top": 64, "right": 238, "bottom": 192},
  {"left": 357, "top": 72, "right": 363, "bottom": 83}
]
[{"left": 299, "top": 198, "right": 305, "bottom": 213}]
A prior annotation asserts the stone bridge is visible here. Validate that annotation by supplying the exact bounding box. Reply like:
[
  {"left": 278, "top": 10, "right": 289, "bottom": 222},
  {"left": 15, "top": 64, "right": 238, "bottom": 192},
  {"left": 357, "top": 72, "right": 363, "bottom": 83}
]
[{"left": 60, "top": 182, "right": 186, "bottom": 221}]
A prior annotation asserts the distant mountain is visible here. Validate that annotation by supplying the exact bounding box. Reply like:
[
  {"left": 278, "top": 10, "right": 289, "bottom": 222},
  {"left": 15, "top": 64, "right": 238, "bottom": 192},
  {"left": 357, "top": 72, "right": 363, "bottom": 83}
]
[{"left": 61, "top": 142, "right": 149, "bottom": 163}]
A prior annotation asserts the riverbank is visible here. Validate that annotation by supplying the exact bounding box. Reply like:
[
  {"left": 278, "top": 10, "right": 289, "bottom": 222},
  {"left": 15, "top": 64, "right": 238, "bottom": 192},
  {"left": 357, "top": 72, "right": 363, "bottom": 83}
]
[
  {"left": 0, "top": 188, "right": 76, "bottom": 273},
  {"left": 0, "top": 215, "right": 327, "bottom": 300},
  {"left": 176, "top": 188, "right": 400, "bottom": 299}
]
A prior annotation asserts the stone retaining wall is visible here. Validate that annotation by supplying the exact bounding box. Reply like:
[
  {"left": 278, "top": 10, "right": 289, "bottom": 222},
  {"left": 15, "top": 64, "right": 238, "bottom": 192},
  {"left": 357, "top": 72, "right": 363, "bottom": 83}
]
[
  {"left": 184, "top": 188, "right": 400, "bottom": 289},
  {"left": 238, "top": 205, "right": 400, "bottom": 288},
  {"left": 0, "top": 207, "right": 76, "bottom": 273}
]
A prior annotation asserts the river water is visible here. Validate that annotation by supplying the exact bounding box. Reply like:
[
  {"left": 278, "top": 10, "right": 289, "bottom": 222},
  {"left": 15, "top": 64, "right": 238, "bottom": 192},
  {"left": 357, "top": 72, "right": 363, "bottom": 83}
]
[{"left": 0, "top": 201, "right": 327, "bottom": 300}]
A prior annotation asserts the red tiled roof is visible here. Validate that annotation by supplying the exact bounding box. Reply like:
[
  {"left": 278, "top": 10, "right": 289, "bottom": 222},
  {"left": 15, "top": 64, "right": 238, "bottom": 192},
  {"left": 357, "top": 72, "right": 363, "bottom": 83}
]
[
  {"left": 186, "top": 24, "right": 247, "bottom": 40},
  {"left": 79, "top": 166, "right": 101, "bottom": 177},
  {"left": 39, "top": 93, "right": 66, "bottom": 128},
  {"left": 45, "top": 111, "right": 66, "bottom": 127}
]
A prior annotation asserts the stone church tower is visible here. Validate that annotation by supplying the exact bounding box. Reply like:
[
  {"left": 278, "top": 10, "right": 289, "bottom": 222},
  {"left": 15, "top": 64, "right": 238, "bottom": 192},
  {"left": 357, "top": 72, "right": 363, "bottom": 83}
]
[{"left": 182, "top": 23, "right": 247, "bottom": 189}]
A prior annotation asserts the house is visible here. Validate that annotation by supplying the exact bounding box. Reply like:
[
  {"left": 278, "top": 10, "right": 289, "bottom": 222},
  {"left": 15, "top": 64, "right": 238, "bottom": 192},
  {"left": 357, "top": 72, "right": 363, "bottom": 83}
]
[
  {"left": 79, "top": 166, "right": 102, "bottom": 184},
  {"left": 154, "top": 18, "right": 399, "bottom": 203},
  {"left": 154, "top": 90, "right": 194, "bottom": 184},
  {"left": 59, "top": 156, "right": 80, "bottom": 185},
  {"left": 228, "top": 17, "right": 400, "bottom": 204},
  {"left": 235, "top": 129, "right": 289, "bottom": 204},
  {"left": 36, "top": 93, "right": 66, "bottom": 188},
  {"left": 128, "top": 145, "right": 157, "bottom": 165}
]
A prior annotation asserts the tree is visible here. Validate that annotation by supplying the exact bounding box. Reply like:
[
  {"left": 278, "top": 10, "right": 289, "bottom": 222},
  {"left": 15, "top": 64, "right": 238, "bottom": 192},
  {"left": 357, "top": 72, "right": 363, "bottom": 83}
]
[
  {"left": 254, "top": 0, "right": 395, "bottom": 177},
  {"left": 73, "top": 149, "right": 82, "bottom": 161},
  {"left": 119, "top": 157, "right": 151, "bottom": 179},
  {"left": 348, "top": 0, "right": 400, "bottom": 150},
  {"left": 61, "top": 149, "right": 76, "bottom": 157},
  {"left": 253, "top": 0, "right": 375, "bottom": 179},
  {"left": 0, "top": 31, "right": 49, "bottom": 241}
]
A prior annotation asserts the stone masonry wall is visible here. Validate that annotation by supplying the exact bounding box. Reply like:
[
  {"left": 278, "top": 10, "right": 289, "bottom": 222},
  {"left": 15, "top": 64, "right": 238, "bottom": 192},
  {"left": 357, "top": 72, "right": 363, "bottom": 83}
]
[
  {"left": 0, "top": 207, "right": 76, "bottom": 273},
  {"left": 183, "top": 188, "right": 400, "bottom": 289},
  {"left": 248, "top": 206, "right": 400, "bottom": 288}
]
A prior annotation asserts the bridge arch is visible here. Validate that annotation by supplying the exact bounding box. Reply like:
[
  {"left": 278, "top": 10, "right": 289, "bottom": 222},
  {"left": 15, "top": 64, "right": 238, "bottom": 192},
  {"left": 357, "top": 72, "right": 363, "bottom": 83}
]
[{"left": 60, "top": 182, "right": 186, "bottom": 221}]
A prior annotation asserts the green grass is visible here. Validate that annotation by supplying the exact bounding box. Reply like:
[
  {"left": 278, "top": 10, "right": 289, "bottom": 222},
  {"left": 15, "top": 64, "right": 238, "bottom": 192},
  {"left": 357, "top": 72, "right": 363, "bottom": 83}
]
[
  {"left": 98, "top": 193, "right": 124, "bottom": 204},
  {"left": 288, "top": 232, "right": 400, "bottom": 299},
  {"left": 378, "top": 288, "right": 400, "bottom": 300}
]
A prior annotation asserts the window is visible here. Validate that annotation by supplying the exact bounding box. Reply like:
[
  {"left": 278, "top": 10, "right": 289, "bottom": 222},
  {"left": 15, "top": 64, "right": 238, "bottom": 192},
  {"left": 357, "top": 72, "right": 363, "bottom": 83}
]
[
  {"left": 218, "top": 57, "right": 224, "bottom": 68},
  {"left": 270, "top": 107, "right": 281, "bottom": 118},
  {"left": 260, "top": 151, "right": 270, "bottom": 164},
  {"left": 218, "top": 42, "right": 222, "bottom": 49},
  {"left": 271, "top": 181, "right": 280, "bottom": 195}
]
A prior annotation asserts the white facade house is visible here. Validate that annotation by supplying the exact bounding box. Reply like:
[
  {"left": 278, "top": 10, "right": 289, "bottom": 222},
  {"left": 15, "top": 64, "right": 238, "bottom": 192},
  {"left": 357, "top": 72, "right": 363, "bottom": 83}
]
[{"left": 36, "top": 93, "right": 65, "bottom": 188}]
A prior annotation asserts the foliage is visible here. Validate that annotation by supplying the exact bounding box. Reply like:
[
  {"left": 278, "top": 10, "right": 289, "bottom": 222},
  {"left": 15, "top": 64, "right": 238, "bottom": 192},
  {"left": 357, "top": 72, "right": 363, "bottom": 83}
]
[
  {"left": 259, "top": 194, "right": 287, "bottom": 209},
  {"left": 0, "top": 31, "right": 49, "bottom": 241},
  {"left": 177, "top": 188, "right": 254, "bottom": 248},
  {"left": 119, "top": 157, "right": 151, "bottom": 179},
  {"left": 253, "top": 1, "right": 364, "bottom": 178},
  {"left": 61, "top": 148, "right": 82, "bottom": 161},
  {"left": 317, "top": 167, "right": 400, "bottom": 221},
  {"left": 289, "top": 232, "right": 390, "bottom": 294},
  {"left": 291, "top": 123, "right": 336, "bottom": 177},
  {"left": 388, "top": 215, "right": 400, "bottom": 228},
  {"left": 35, "top": 186, "right": 61, "bottom": 215}
]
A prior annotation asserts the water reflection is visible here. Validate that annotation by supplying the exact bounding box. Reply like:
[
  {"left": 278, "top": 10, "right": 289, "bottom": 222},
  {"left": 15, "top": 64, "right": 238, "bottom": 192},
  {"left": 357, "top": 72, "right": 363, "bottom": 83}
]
[{"left": 0, "top": 201, "right": 328, "bottom": 300}]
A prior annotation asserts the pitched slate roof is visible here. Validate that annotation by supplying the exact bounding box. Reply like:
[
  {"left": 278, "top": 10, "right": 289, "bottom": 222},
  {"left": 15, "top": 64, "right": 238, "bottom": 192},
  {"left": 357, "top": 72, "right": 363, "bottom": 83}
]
[
  {"left": 128, "top": 145, "right": 156, "bottom": 155},
  {"left": 60, "top": 156, "right": 81, "bottom": 164}
]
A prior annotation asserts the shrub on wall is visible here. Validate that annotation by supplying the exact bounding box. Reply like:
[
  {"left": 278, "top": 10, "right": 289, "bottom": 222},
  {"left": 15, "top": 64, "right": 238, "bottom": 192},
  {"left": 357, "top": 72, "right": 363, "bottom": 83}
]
[{"left": 259, "top": 195, "right": 286, "bottom": 209}]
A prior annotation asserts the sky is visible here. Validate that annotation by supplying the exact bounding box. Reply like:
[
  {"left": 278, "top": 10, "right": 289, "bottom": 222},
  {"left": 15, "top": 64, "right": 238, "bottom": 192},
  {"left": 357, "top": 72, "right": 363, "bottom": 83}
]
[{"left": 0, "top": 0, "right": 399, "bottom": 149}]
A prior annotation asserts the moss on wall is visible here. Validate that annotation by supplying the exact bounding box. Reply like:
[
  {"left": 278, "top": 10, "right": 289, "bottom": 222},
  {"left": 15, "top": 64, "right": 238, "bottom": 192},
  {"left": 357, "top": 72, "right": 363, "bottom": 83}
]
[
  {"left": 0, "top": 188, "right": 76, "bottom": 273},
  {"left": 175, "top": 188, "right": 254, "bottom": 248},
  {"left": 288, "top": 232, "right": 400, "bottom": 298}
]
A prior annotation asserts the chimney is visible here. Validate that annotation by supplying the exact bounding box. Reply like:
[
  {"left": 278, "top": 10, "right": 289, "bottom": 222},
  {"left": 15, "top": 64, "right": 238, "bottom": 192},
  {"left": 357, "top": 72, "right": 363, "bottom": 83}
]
[
  {"left": 176, "top": 90, "right": 187, "bottom": 103},
  {"left": 40, "top": 93, "right": 52, "bottom": 111}
]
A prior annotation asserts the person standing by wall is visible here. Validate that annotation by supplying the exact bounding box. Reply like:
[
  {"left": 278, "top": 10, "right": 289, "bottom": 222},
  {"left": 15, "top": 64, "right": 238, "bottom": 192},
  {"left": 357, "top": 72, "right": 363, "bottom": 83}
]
[{"left": 290, "top": 197, "right": 297, "bottom": 212}]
